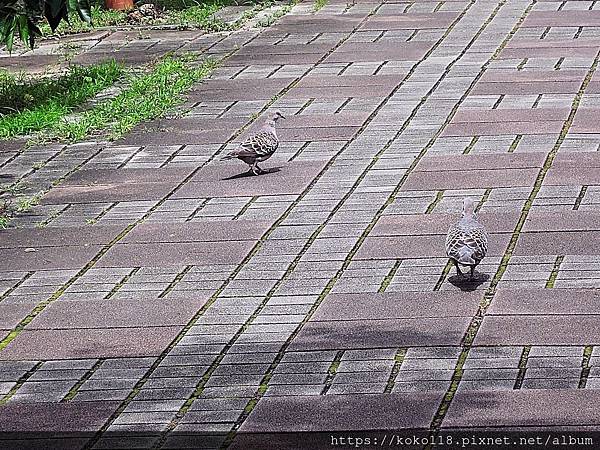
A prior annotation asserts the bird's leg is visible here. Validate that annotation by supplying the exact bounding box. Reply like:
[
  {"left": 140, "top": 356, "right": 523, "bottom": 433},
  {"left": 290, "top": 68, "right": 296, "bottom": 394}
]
[
  {"left": 254, "top": 163, "right": 264, "bottom": 175},
  {"left": 250, "top": 162, "right": 260, "bottom": 176},
  {"left": 470, "top": 265, "right": 476, "bottom": 281},
  {"left": 453, "top": 260, "right": 463, "bottom": 277}
]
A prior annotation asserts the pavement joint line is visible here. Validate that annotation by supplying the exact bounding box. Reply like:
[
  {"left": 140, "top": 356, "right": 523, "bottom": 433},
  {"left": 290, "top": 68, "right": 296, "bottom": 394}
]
[
  {"left": 372, "top": 30, "right": 386, "bottom": 43},
  {"left": 426, "top": 348, "right": 468, "bottom": 439},
  {"left": 61, "top": 359, "right": 105, "bottom": 402},
  {"left": 287, "top": 141, "right": 311, "bottom": 162},
  {"left": 0, "top": 361, "right": 43, "bottom": 405},
  {"left": 383, "top": 347, "right": 407, "bottom": 394},
  {"left": 573, "top": 185, "right": 588, "bottom": 210},
  {"left": 477, "top": 188, "right": 492, "bottom": 212},
  {"left": 296, "top": 98, "right": 314, "bottom": 115},
  {"left": 0, "top": 271, "right": 34, "bottom": 304},
  {"left": 334, "top": 97, "right": 353, "bottom": 114},
  {"left": 104, "top": 267, "right": 140, "bottom": 299},
  {"left": 37, "top": 203, "right": 70, "bottom": 227},
  {"left": 378, "top": 259, "right": 402, "bottom": 293},
  {"left": 118, "top": 145, "right": 145, "bottom": 169},
  {"left": 462, "top": 136, "right": 478, "bottom": 155},
  {"left": 433, "top": 260, "right": 453, "bottom": 292},
  {"left": 371, "top": 60, "right": 388, "bottom": 77},
  {"left": 508, "top": 134, "right": 522, "bottom": 153},
  {"left": 433, "top": 2, "right": 444, "bottom": 13},
  {"left": 320, "top": 350, "right": 345, "bottom": 395},
  {"left": 337, "top": 62, "right": 352, "bottom": 76},
  {"left": 579, "top": 345, "right": 593, "bottom": 389},
  {"left": 185, "top": 198, "right": 210, "bottom": 221},
  {"left": 492, "top": 94, "right": 504, "bottom": 110},
  {"left": 430, "top": 26, "right": 600, "bottom": 434},
  {"left": 91, "top": 201, "right": 118, "bottom": 224},
  {"left": 406, "top": 29, "right": 418, "bottom": 42},
  {"left": 216, "top": 99, "right": 239, "bottom": 120},
  {"left": 513, "top": 345, "right": 531, "bottom": 390},
  {"left": 554, "top": 56, "right": 565, "bottom": 71},
  {"left": 425, "top": 190, "right": 444, "bottom": 214},
  {"left": 49, "top": 144, "right": 106, "bottom": 189},
  {"left": 158, "top": 264, "right": 194, "bottom": 298},
  {"left": 545, "top": 255, "right": 564, "bottom": 289},
  {"left": 517, "top": 57, "right": 527, "bottom": 71},
  {"left": 233, "top": 196, "right": 259, "bottom": 220},
  {"left": 532, "top": 94, "right": 543, "bottom": 108},
  {"left": 160, "top": 144, "right": 186, "bottom": 168}
]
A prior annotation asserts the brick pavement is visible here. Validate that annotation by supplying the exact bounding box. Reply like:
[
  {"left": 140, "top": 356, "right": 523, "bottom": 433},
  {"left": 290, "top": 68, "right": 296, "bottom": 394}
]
[{"left": 2, "top": 0, "right": 600, "bottom": 448}]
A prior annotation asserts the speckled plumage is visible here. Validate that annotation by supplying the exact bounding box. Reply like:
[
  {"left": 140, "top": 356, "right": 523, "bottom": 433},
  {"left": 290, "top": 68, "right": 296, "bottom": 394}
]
[
  {"left": 221, "top": 111, "right": 284, "bottom": 175},
  {"left": 445, "top": 198, "right": 488, "bottom": 279}
]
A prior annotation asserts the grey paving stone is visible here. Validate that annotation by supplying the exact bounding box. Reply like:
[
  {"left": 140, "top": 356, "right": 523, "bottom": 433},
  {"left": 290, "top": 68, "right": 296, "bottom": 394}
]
[
  {"left": 28, "top": 297, "right": 209, "bottom": 329},
  {"left": 0, "top": 401, "right": 119, "bottom": 432},
  {"left": 0, "top": 327, "right": 182, "bottom": 360},
  {"left": 290, "top": 317, "right": 472, "bottom": 350},
  {"left": 312, "top": 291, "right": 482, "bottom": 320},
  {"left": 241, "top": 393, "right": 445, "bottom": 432},
  {"left": 444, "top": 390, "right": 600, "bottom": 428}
]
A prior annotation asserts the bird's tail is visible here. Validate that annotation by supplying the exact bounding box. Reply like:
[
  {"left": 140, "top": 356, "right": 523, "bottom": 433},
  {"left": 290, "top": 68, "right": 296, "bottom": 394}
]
[{"left": 456, "top": 247, "right": 476, "bottom": 265}]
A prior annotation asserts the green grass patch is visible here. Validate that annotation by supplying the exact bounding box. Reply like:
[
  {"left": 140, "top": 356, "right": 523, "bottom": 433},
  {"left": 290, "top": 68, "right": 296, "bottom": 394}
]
[
  {"left": 48, "top": 54, "right": 218, "bottom": 142},
  {"left": 37, "top": 0, "right": 267, "bottom": 36},
  {"left": 313, "top": 0, "right": 327, "bottom": 11},
  {"left": 40, "top": 5, "right": 128, "bottom": 35},
  {"left": 0, "top": 61, "right": 124, "bottom": 140},
  {"left": 169, "top": 1, "right": 230, "bottom": 30}
]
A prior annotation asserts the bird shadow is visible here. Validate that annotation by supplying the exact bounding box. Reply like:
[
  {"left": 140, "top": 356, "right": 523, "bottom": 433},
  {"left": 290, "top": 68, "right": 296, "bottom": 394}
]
[
  {"left": 222, "top": 166, "right": 282, "bottom": 180},
  {"left": 447, "top": 272, "right": 490, "bottom": 292}
]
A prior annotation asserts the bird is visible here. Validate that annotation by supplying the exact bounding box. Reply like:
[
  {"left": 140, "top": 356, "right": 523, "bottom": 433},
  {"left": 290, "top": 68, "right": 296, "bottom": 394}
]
[
  {"left": 445, "top": 197, "right": 489, "bottom": 280},
  {"left": 221, "top": 110, "right": 285, "bottom": 175}
]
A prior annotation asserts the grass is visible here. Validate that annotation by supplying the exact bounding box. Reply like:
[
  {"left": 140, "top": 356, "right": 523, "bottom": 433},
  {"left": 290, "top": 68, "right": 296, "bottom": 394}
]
[
  {"left": 0, "top": 61, "right": 124, "bottom": 140},
  {"left": 0, "top": 184, "right": 43, "bottom": 229},
  {"left": 37, "top": 0, "right": 269, "bottom": 36},
  {"left": 39, "top": 5, "right": 128, "bottom": 35},
  {"left": 314, "top": 0, "right": 328, "bottom": 11},
  {"left": 47, "top": 54, "right": 218, "bottom": 142},
  {"left": 170, "top": 1, "right": 230, "bottom": 30},
  {"left": 256, "top": 1, "right": 293, "bottom": 27}
]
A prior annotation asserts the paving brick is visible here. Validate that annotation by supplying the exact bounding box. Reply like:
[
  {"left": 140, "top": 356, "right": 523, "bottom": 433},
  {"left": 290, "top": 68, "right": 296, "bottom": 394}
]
[
  {"left": 0, "top": 327, "right": 182, "bottom": 360},
  {"left": 488, "top": 289, "right": 600, "bottom": 315},
  {"left": 444, "top": 389, "right": 600, "bottom": 428},
  {"left": 312, "top": 291, "right": 481, "bottom": 321},
  {"left": 290, "top": 317, "right": 472, "bottom": 351},
  {"left": 240, "top": 393, "right": 444, "bottom": 432},
  {"left": 475, "top": 316, "right": 600, "bottom": 346},
  {"left": 173, "top": 160, "right": 328, "bottom": 199},
  {"left": 28, "top": 296, "right": 209, "bottom": 329},
  {"left": 0, "top": 401, "right": 119, "bottom": 432}
]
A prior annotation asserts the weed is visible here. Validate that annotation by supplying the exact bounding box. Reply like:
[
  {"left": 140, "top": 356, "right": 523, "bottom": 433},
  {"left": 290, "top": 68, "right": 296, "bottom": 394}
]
[
  {"left": 47, "top": 54, "right": 218, "bottom": 142},
  {"left": 0, "top": 61, "right": 124, "bottom": 140},
  {"left": 313, "top": 0, "right": 327, "bottom": 11}
]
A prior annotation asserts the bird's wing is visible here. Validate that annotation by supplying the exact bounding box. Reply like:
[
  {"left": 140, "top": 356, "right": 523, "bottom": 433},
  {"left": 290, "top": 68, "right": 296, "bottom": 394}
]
[{"left": 446, "top": 223, "right": 488, "bottom": 263}]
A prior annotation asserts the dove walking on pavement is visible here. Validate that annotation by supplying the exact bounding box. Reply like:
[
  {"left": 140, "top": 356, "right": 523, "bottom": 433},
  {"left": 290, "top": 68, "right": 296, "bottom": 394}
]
[
  {"left": 221, "top": 111, "right": 285, "bottom": 175},
  {"left": 445, "top": 198, "right": 489, "bottom": 280}
]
